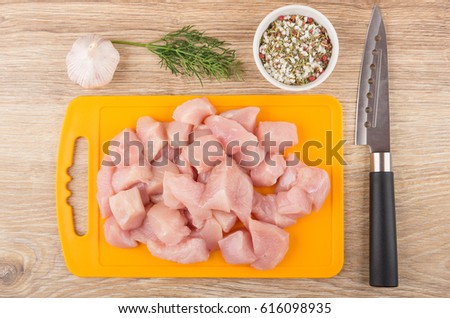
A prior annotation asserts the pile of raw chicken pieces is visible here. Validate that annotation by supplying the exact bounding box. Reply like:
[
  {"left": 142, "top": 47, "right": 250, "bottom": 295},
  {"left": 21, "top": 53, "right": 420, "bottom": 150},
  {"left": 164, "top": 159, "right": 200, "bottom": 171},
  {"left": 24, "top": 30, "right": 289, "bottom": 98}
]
[{"left": 97, "top": 98, "right": 330, "bottom": 270}]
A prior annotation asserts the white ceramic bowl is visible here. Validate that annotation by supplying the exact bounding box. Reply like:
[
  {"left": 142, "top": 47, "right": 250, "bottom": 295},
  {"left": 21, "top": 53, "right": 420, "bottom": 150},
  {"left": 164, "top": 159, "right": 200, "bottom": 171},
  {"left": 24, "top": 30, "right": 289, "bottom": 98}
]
[{"left": 253, "top": 5, "right": 339, "bottom": 91}]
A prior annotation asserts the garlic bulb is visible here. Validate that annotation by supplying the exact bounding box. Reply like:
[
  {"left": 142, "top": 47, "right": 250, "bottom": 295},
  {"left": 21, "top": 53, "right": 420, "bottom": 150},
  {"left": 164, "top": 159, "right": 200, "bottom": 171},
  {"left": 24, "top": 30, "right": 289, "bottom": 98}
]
[{"left": 66, "top": 34, "right": 120, "bottom": 88}]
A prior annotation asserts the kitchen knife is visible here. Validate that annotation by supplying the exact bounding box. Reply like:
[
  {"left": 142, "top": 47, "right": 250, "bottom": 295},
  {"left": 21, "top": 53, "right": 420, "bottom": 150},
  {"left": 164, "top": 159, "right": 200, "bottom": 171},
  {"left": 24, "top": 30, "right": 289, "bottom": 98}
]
[{"left": 355, "top": 6, "right": 398, "bottom": 287}]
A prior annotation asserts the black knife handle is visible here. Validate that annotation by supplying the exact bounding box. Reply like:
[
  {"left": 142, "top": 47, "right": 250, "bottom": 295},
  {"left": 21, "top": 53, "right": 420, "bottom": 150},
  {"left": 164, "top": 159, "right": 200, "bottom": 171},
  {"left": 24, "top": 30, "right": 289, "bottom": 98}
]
[{"left": 370, "top": 171, "right": 398, "bottom": 287}]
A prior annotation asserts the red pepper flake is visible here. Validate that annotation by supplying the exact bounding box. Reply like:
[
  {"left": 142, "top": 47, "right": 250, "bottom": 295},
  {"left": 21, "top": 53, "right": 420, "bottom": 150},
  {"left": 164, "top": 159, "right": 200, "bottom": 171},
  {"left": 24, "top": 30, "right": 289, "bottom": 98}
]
[
  {"left": 322, "top": 55, "right": 327, "bottom": 62},
  {"left": 279, "top": 16, "right": 285, "bottom": 21},
  {"left": 290, "top": 16, "right": 296, "bottom": 22},
  {"left": 307, "top": 17, "right": 314, "bottom": 23},
  {"left": 259, "top": 53, "right": 265, "bottom": 60},
  {"left": 308, "top": 76, "right": 316, "bottom": 82}
]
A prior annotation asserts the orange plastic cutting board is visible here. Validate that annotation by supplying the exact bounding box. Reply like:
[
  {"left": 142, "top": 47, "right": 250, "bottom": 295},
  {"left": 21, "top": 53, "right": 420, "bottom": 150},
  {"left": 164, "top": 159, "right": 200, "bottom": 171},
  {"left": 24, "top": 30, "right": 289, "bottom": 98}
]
[{"left": 56, "top": 95, "right": 343, "bottom": 278}]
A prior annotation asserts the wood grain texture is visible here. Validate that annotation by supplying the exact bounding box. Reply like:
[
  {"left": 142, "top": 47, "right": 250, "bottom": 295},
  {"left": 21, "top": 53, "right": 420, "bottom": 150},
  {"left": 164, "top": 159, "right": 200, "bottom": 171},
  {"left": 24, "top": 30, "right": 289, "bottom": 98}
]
[{"left": 1, "top": 0, "right": 449, "bottom": 297}]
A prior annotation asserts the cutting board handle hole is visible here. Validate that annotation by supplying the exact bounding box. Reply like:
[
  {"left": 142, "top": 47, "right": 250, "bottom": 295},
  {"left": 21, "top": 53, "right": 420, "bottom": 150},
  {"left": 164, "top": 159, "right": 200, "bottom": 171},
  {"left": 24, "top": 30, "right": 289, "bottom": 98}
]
[{"left": 67, "top": 137, "right": 88, "bottom": 236}]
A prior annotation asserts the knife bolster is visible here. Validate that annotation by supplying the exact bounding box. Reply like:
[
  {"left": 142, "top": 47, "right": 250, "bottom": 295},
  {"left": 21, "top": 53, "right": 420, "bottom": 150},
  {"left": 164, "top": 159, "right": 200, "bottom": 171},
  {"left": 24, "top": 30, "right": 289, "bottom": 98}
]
[{"left": 371, "top": 152, "right": 391, "bottom": 172}]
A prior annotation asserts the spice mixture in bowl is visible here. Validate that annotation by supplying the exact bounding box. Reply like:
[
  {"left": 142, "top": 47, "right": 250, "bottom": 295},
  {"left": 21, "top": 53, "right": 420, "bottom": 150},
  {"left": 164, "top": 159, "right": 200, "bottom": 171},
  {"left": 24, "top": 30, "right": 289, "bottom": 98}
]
[{"left": 253, "top": 5, "right": 339, "bottom": 91}]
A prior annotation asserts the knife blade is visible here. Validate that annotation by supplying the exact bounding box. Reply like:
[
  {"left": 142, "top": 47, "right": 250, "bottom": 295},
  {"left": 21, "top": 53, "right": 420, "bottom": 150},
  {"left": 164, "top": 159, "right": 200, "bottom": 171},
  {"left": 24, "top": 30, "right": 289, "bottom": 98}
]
[{"left": 355, "top": 6, "right": 398, "bottom": 287}]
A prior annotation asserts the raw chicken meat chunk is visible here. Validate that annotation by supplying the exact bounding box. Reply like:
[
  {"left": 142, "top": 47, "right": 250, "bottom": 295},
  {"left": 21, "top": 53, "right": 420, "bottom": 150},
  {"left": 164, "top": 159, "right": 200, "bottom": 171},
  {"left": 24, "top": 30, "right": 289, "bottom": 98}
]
[
  {"left": 109, "top": 187, "right": 146, "bottom": 230},
  {"left": 158, "top": 144, "right": 179, "bottom": 162},
  {"left": 200, "top": 161, "right": 232, "bottom": 212},
  {"left": 249, "top": 219, "right": 289, "bottom": 270},
  {"left": 251, "top": 192, "right": 277, "bottom": 224},
  {"left": 227, "top": 166, "right": 254, "bottom": 226},
  {"left": 104, "top": 217, "right": 137, "bottom": 248},
  {"left": 180, "top": 134, "right": 225, "bottom": 173},
  {"left": 135, "top": 182, "right": 150, "bottom": 206},
  {"left": 220, "top": 106, "right": 260, "bottom": 133},
  {"left": 172, "top": 97, "right": 216, "bottom": 126},
  {"left": 275, "top": 153, "right": 305, "bottom": 192},
  {"left": 190, "top": 124, "right": 213, "bottom": 140},
  {"left": 250, "top": 153, "right": 286, "bottom": 187},
  {"left": 204, "top": 115, "right": 258, "bottom": 155},
  {"left": 182, "top": 209, "right": 196, "bottom": 228},
  {"left": 213, "top": 210, "right": 237, "bottom": 233},
  {"left": 256, "top": 122, "right": 298, "bottom": 154},
  {"left": 147, "top": 202, "right": 190, "bottom": 246},
  {"left": 219, "top": 230, "right": 257, "bottom": 264},
  {"left": 111, "top": 162, "right": 152, "bottom": 193},
  {"left": 130, "top": 205, "right": 158, "bottom": 243},
  {"left": 108, "top": 128, "right": 143, "bottom": 168},
  {"left": 252, "top": 191, "right": 297, "bottom": 228},
  {"left": 147, "top": 237, "right": 209, "bottom": 264},
  {"left": 276, "top": 186, "right": 312, "bottom": 217},
  {"left": 166, "top": 121, "right": 192, "bottom": 148},
  {"left": 150, "top": 193, "right": 163, "bottom": 204},
  {"left": 296, "top": 166, "right": 331, "bottom": 211},
  {"left": 201, "top": 160, "right": 253, "bottom": 226},
  {"left": 192, "top": 218, "right": 223, "bottom": 250},
  {"left": 173, "top": 155, "right": 197, "bottom": 179},
  {"left": 145, "top": 159, "right": 179, "bottom": 195},
  {"left": 196, "top": 170, "right": 211, "bottom": 184},
  {"left": 275, "top": 155, "right": 330, "bottom": 212},
  {"left": 136, "top": 116, "right": 167, "bottom": 162},
  {"left": 233, "top": 143, "right": 266, "bottom": 169},
  {"left": 163, "top": 172, "right": 211, "bottom": 227},
  {"left": 161, "top": 174, "right": 185, "bottom": 210},
  {"left": 276, "top": 166, "right": 298, "bottom": 193}
]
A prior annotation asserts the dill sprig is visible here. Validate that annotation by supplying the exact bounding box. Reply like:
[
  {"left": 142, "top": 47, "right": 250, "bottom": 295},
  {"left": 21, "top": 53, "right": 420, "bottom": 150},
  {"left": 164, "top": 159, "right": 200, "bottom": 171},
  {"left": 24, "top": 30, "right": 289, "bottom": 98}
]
[{"left": 112, "top": 26, "right": 243, "bottom": 84}]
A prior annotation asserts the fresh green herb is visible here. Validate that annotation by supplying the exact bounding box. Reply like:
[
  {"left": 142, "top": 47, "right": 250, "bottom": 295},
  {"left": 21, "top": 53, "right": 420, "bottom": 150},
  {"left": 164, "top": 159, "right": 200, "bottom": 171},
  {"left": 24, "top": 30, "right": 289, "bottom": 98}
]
[{"left": 112, "top": 26, "right": 243, "bottom": 84}]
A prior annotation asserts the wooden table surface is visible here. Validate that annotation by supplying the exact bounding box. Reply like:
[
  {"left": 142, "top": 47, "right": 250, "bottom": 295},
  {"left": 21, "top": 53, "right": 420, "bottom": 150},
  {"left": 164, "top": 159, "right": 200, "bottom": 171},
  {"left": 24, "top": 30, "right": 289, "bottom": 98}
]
[{"left": 1, "top": 0, "right": 449, "bottom": 298}]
